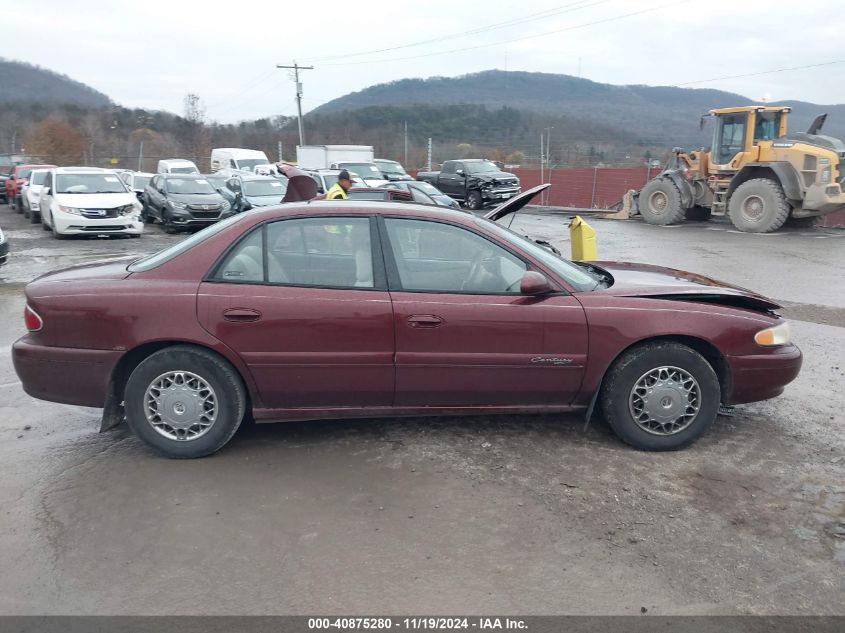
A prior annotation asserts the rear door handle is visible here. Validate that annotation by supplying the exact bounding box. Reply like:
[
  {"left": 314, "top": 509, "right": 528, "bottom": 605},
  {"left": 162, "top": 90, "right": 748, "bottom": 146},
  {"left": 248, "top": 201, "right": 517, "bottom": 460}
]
[
  {"left": 223, "top": 307, "right": 262, "bottom": 322},
  {"left": 407, "top": 314, "right": 443, "bottom": 328}
]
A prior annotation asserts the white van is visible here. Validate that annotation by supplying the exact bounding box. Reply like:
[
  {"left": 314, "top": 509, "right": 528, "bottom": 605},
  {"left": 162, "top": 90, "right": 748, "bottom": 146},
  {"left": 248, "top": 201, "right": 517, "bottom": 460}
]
[
  {"left": 157, "top": 159, "right": 199, "bottom": 174},
  {"left": 210, "top": 148, "right": 271, "bottom": 174}
]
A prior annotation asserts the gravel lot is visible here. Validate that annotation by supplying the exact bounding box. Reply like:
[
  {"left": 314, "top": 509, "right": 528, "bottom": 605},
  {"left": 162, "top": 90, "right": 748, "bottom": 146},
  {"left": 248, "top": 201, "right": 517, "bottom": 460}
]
[{"left": 0, "top": 207, "right": 842, "bottom": 615}]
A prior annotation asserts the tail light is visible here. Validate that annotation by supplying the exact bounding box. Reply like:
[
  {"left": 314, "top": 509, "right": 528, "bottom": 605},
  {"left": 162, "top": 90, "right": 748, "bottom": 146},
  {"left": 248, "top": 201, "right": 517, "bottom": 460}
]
[{"left": 24, "top": 304, "right": 43, "bottom": 332}]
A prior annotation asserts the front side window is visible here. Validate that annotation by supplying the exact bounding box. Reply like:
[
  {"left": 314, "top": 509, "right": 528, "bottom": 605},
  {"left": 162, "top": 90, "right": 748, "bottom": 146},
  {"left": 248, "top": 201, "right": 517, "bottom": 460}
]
[
  {"left": 31, "top": 171, "right": 48, "bottom": 186},
  {"left": 267, "top": 217, "right": 374, "bottom": 288},
  {"left": 384, "top": 218, "right": 527, "bottom": 294},
  {"left": 442, "top": 162, "right": 456, "bottom": 174}
]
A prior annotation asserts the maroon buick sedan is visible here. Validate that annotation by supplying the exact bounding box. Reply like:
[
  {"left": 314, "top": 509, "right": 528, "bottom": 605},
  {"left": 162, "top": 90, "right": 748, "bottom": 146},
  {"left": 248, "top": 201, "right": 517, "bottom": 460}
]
[{"left": 13, "top": 187, "right": 802, "bottom": 458}]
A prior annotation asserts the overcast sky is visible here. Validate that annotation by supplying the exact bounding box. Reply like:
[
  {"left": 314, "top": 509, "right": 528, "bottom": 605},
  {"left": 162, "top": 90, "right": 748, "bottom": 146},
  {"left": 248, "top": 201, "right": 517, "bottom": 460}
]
[{"left": 6, "top": 0, "right": 844, "bottom": 123}]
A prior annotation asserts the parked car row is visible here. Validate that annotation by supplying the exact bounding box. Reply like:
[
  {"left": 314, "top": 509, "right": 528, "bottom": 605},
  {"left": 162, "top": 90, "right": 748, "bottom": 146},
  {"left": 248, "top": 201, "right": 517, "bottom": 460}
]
[{"left": 2, "top": 152, "right": 512, "bottom": 242}]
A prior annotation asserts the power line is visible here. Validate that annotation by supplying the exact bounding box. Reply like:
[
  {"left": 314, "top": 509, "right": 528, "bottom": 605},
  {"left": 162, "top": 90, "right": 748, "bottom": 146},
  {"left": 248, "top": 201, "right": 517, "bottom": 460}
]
[
  {"left": 301, "top": 0, "right": 611, "bottom": 63},
  {"left": 675, "top": 59, "right": 845, "bottom": 86},
  {"left": 320, "top": 0, "right": 691, "bottom": 66}
]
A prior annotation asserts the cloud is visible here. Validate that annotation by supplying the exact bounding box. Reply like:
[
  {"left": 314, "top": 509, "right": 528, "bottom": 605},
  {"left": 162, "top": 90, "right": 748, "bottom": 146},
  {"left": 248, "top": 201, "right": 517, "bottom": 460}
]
[{"left": 2, "top": 0, "right": 842, "bottom": 122}]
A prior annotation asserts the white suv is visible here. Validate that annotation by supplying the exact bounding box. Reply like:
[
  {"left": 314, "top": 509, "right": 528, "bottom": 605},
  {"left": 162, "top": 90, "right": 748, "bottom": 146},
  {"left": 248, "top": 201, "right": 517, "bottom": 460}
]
[
  {"left": 21, "top": 168, "right": 50, "bottom": 224},
  {"left": 39, "top": 167, "right": 144, "bottom": 239}
]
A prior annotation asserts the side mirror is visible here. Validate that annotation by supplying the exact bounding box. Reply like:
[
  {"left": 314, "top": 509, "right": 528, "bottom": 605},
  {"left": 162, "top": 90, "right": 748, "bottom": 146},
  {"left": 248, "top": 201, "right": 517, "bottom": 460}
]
[
  {"left": 520, "top": 271, "right": 553, "bottom": 295},
  {"left": 42, "top": 188, "right": 50, "bottom": 196},
  {"left": 456, "top": 169, "right": 465, "bottom": 177}
]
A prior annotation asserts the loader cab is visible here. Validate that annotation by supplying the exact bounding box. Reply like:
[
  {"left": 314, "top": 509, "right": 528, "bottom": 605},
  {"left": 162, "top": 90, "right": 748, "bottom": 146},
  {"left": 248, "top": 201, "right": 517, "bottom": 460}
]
[{"left": 708, "top": 106, "right": 790, "bottom": 172}]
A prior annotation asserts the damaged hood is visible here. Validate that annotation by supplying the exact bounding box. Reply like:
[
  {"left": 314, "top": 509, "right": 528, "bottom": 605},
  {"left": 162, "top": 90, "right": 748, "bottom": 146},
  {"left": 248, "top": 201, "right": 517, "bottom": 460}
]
[{"left": 588, "top": 261, "right": 781, "bottom": 312}]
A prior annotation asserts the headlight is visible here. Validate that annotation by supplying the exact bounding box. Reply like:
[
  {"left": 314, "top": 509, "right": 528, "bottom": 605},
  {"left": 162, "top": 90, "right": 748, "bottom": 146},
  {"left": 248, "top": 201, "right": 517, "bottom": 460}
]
[
  {"left": 169, "top": 200, "right": 188, "bottom": 209},
  {"left": 117, "top": 204, "right": 137, "bottom": 216},
  {"left": 58, "top": 205, "right": 83, "bottom": 215},
  {"left": 0, "top": 228, "right": 5, "bottom": 244},
  {"left": 220, "top": 200, "right": 231, "bottom": 211},
  {"left": 754, "top": 321, "right": 791, "bottom": 347}
]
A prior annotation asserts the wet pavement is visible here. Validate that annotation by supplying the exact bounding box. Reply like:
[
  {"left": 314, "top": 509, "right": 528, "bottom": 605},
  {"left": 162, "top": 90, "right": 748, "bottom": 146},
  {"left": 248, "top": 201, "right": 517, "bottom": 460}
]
[{"left": 0, "top": 206, "right": 842, "bottom": 615}]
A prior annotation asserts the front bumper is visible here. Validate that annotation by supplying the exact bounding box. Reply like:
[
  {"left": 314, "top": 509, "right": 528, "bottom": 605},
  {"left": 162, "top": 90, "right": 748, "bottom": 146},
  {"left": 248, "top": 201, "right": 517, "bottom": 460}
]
[
  {"left": 726, "top": 344, "right": 803, "bottom": 405},
  {"left": 53, "top": 210, "right": 144, "bottom": 235},
  {"left": 0, "top": 240, "right": 8, "bottom": 266},
  {"left": 12, "top": 336, "right": 123, "bottom": 407},
  {"left": 482, "top": 187, "right": 521, "bottom": 202},
  {"left": 799, "top": 182, "right": 845, "bottom": 216}
]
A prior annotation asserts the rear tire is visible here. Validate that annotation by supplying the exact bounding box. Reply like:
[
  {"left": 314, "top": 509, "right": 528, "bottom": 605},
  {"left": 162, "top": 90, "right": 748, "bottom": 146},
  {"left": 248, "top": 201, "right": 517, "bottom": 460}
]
[
  {"left": 728, "top": 178, "right": 790, "bottom": 233},
  {"left": 639, "top": 179, "right": 685, "bottom": 225},
  {"left": 124, "top": 346, "right": 246, "bottom": 458},
  {"left": 601, "top": 342, "right": 720, "bottom": 451}
]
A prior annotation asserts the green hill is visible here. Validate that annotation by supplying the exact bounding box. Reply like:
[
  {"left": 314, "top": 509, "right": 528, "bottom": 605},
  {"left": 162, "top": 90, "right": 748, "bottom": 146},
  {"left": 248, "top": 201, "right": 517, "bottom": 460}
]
[
  {"left": 0, "top": 58, "right": 111, "bottom": 107},
  {"left": 312, "top": 70, "right": 845, "bottom": 147}
]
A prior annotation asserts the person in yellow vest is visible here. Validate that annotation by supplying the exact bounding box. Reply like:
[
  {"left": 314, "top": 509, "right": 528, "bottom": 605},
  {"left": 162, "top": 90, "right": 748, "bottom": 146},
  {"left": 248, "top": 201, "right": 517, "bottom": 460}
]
[{"left": 325, "top": 170, "right": 354, "bottom": 200}]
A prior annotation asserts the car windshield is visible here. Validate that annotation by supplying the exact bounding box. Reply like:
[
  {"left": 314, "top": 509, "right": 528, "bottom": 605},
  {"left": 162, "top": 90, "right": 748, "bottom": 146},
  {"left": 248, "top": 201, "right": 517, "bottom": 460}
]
[
  {"left": 55, "top": 173, "right": 128, "bottom": 194},
  {"left": 475, "top": 217, "right": 601, "bottom": 292},
  {"left": 170, "top": 166, "right": 198, "bottom": 174},
  {"left": 128, "top": 214, "right": 247, "bottom": 272},
  {"left": 340, "top": 163, "right": 382, "bottom": 179},
  {"left": 244, "top": 179, "right": 286, "bottom": 197},
  {"left": 134, "top": 176, "right": 151, "bottom": 190},
  {"left": 166, "top": 177, "right": 215, "bottom": 195},
  {"left": 205, "top": 175, "right": 227, "bottom": 188},
  {"left": 376, "top": 161, "right": 406, "bottom": 175},
  {"left": 410, "top": 181, "right": 440, "bottom": 195},
  {"left": 466, "top": 161, "right": 500, "bottom": 174},
  {"left": 30, "top": 171, "right": 48, "bottom": 186},
  {"left": 235, "top": 159, "right": 269, "bottom": 172}
]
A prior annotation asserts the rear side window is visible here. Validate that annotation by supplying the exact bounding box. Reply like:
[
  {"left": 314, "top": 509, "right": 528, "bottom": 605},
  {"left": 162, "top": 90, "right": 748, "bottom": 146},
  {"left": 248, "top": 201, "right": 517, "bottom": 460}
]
[
  {"left": 266, "top": 217, "right": 374, "bottom": 288},
  {"left": 214, "top": 228, "right": 264, "bottom": 282}
]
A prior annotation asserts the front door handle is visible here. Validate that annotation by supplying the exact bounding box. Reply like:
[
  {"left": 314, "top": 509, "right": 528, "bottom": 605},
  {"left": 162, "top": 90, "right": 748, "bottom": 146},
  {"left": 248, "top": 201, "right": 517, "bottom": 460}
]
[
  {"left": 407, "top": 314, "right": 443, "bottom": 328},
  {"left": 223, "top": 307, "right": 262, "bottom": 322}
]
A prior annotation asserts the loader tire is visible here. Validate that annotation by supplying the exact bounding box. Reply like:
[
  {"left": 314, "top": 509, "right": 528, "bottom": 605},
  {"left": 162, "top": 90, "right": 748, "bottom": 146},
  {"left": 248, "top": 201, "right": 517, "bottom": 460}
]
[
  {"left": 639, "top": 179, "right": 685, "bottom": 225},
  {"left": 728, "top": 178, "right": 790, "bottom": 233}
]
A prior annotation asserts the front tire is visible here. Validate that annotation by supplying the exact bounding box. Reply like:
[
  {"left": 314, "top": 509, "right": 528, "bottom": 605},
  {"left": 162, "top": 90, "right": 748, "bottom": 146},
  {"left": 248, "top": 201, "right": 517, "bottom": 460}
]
[
  {"left": 124, "top": 346, "right": 246, "bottom": 458},
  {"left": 465, "top": 190, "right": 483, "bottom": 211},
  {"left": 601, "top": 342, "right": 720, "bottom": 451},
  {"left": 728, "top": 178, "right": 790, "bottom": 233},
  {"left": 639, "top": 179, "right": 685, "bottom": 225}
]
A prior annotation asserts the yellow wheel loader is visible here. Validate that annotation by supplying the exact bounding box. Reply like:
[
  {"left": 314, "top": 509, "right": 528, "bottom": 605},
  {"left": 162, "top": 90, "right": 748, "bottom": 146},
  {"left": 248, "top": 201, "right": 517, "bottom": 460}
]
[{"left": 635, "top": 105, "right": 845, "bottom": 232}]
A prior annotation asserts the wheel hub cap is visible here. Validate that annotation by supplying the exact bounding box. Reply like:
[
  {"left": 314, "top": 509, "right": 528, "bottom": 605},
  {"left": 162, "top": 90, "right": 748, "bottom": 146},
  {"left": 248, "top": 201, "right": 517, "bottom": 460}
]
[
  {"left": 629, "top": 366, "right": 701, "bottom": 436},
  {"left": 742, "top": 195, "right": 765, "bottom": 220},
  {"left": 649, "top": 191, "right": 668, "bottom": 214},
  {"left": 145, "top": 371, "right": 217, "bottom": 441}
]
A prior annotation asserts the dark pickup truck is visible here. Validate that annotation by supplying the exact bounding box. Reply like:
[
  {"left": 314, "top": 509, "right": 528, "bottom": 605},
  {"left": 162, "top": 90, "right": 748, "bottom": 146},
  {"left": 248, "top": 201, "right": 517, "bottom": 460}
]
[{"left": 417, "top": 159, "right": 520, "bottom": 210}]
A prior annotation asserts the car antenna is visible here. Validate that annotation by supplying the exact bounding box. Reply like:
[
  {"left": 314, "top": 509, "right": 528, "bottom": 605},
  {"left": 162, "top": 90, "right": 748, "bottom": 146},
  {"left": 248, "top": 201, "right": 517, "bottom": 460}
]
[{"left": 506, "top": 206, "right": 519, "bottom": 229}]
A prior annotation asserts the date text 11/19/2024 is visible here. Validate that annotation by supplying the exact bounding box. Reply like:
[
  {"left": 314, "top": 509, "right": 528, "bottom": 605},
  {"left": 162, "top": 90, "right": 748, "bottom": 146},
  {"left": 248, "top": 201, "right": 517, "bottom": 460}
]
[{"left": 308, "top": 617, "right": 528, "bottom": 630}]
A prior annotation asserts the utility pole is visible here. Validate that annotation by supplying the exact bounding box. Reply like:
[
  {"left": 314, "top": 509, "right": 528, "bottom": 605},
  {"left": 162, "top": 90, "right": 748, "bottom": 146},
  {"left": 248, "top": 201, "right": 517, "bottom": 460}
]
[
  {"left": 426, "top": 138, "right": 432, "bottom": 171},
  {"left": 276, "top": 62, "right": 314, "bottom": 147},
  {"left": 278, "top": 140, "right": 283, "bottom": 162},
  {"left": 137, "top": 139, "right": 144, "bottom": 172},
  {"left": 539, "top": 133, "right": 544, "bottom": 193},
  {"left": 404, "top": 121, "right": 408, "bottom": 166}
]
